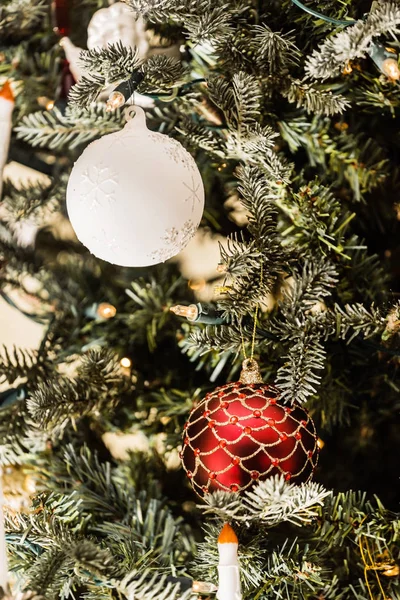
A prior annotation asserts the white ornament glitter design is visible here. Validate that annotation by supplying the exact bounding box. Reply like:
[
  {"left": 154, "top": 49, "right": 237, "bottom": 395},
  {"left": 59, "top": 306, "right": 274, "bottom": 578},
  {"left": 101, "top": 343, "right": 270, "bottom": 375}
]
[
  {"left": 80, "top": 163, "right": 118, "bottom": 209},
  {"left": 148, "top": 132, "right": 197, "bottom": 173},
  {"left": 151, "top": 219, "right": 198, "bottom": 263}
]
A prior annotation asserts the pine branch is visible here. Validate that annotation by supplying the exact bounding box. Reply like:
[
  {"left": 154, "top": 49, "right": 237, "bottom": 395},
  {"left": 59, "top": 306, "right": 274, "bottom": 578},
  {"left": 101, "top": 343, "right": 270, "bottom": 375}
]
[
  {"left": 282, "top": 79, "right": 351, "bottom": 116},
  {"left": 243, "top": 478, "right": 331, "bottom": 526},
  {"left": 0, "top": 0, "right": 47, "bottom": 37},
  {"left": 305, "top": 1, "right": 400, "bottom": 80},
  {"left": 1, "top": 178, "right": 60, "bottom": 222},
  {"left": 15, "top": 105, "right": 125, "bottom": 149},
  {"left": 78, "top": 42, "right": 141, "bottom": 83},
  {"left": 27, "top": 349, "right": 124, "bottom": 434},
  {"left": 275, "top": 332, "right": 326, "bottom": 404},
  {"left": 68, "top": 73, "right": 106, "bottom": 109},
  {"left": 280, "top": 259, "right": 339, "bottom": 321},
  {"left": 0, "top": 402, "right": 45, "bottom": 465},
  {"left": 253, "top": 24, "right": 301, "bottom": 73},
  {"left": 334, "top": 303, "right": 385, "bottom": 343},
  {"left": 207, "top": 72, "right": 261, "bottom": 135},
  {"left": 176, "top": 117, "right": 225, "bottom": 156},
  {"left": 0, "top": 345, "right": 53, "bottom": 387},
  {"left": 199, "top": 476, "right": 330, "bottom": 526},
  {"left": 119, "top": 571, "right": 195, "bottom": 600},
  {"left": 141, "top": 55, "right": 187, "bottom": 92},
  {"left": 183, "top": 6, "right": 232, "bottom": 43}
]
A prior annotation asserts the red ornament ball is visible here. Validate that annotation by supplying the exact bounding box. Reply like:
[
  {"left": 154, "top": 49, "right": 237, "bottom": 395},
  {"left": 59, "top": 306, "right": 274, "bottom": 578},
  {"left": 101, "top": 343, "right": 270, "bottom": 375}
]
[{"left": 180, "top": 362, "right": 319, "bottom": 497}]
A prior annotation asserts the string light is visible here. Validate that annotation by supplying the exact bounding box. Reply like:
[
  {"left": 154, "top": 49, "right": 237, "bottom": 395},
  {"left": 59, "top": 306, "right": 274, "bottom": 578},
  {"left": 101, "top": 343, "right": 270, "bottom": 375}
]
[
  {"left": 170, "top": 303, "right": 227, "bottom": 325},
  {"left": 216, "top": 263, "right": 227, "bottom": 273},
  {"left": 106, "top": 90, "right": 125, "bottom": 112},
  {"left": 188, "top": 278, "right": 206, "bottom": 291},
  {"left": 97, "top": 303, "right": 117, "bottom": 319},
  {"left": 317, "top": 437, "right": 325, "bottom": 450},
  {"left": 381, "top": 57, "right": 400, "bottom": 81},
  {"left": 170, "top": 304, "right": 198, "bottom": 321},
  {"left": 120, "top": 357, "right": 132, "bottom": 368},
  {"left": 342, "top": 62, "right": 353, "bottom": 75},
  {"left": 46, "top": 100, "right": 55, "bottom": 110},
  {"left": 192, "top": 581, "right": 218, "bottom": 594}
]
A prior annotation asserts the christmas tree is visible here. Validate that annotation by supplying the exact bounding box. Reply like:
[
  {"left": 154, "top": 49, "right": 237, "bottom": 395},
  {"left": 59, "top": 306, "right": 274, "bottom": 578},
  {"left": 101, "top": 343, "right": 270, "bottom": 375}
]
[{"left": 0, "top": 0, "right": 399, "bottom": 598}]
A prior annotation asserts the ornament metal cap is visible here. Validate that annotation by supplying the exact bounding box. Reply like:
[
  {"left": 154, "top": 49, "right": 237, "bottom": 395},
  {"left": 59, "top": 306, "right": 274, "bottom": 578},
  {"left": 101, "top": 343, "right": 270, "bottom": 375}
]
[{"left": 239, "top": 358, "right": 262, "bottom": 384}]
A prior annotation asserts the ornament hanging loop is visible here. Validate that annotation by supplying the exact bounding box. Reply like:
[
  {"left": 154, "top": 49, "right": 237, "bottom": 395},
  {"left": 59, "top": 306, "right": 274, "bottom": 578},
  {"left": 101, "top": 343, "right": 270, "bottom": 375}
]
[
  {"left": 239, "top": 358, "right": 263, "bottom": 384},
  {"left": 124, "top": 105, "right": 147, "bottom": 129}
]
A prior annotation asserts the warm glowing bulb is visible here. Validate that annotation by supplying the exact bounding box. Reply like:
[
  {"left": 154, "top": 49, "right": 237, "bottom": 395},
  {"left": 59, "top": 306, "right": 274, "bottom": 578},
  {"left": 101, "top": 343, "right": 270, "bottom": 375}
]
[
  {"left": 382, "top": 58, "right": 400, "bottom": 80},
  {"left": 342, "top": 62, "right": 353, "bottom": 75},
  {"left": 120, "top": 357, "right": 132, "bottom": 368},
  {"left": 170, "top": 304, "right": 198, "bottom": 321},
  {"left": 188, "top": 278, "right": 206, "bottom": 291},
  {"left": 106, "top": 90, "right": 125, "bottom": 112},
  {"left": 97, "top": 302, "right": 117, "bottom": 319},
  {"left": 192, "top": 581, "right": 218, "bottom": 594},
  {"left": 317, "top": 437, "right": 325, "bottom": 450},
  {"left": 46, "top": 100, "right": 55, "bottom": 110}
]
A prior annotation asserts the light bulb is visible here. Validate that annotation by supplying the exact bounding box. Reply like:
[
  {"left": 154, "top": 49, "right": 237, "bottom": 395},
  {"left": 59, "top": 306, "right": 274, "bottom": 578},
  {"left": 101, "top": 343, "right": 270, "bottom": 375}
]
[
  {"left": 97, "top": 302, "right": 117, "bottom": 319},
  {"left": 382, "top": 57, "right": 400, "bottom": 80},
  {"left": 106, "top": 90, "right": 125, "bottom": 112},
  {"left": 188, "top": 278, "right": 206, "bottom": 291},
  {"left": 170, "top": 304, "right": 198, "bottom": 321},
  {"left": 342, "top": 62, "right": 353, "bottom": 75},
  {"left": 120, "top": 357, "right": 132, "bottom": 368},
  {"left": 192, "top": 581, "right": 218, "bottom": 594},
  {"left": 216, "top": 263, "right": 227, "bottom": 273}
]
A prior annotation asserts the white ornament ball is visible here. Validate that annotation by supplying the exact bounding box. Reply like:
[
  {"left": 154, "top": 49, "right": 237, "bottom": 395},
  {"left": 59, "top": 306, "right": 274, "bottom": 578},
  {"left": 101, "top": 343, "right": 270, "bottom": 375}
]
[
  {"left": 87, "top": 2, "right": 149, "bottom": 57},
  {"left": 66, "top": 107, "right": 205, "bottom": 267}
]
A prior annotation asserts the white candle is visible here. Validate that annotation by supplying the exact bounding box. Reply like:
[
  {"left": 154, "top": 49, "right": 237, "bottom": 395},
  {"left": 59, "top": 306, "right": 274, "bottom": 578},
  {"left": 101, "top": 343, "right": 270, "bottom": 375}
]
[
  {"left": 217, "top": 523, "right": 242, "bottom": 600},
  {"left": 0, "top": 468, "right": 9, "bottom": 593},
  {"left": 0, "top": 81, "right": 15, "bottom": 200}
]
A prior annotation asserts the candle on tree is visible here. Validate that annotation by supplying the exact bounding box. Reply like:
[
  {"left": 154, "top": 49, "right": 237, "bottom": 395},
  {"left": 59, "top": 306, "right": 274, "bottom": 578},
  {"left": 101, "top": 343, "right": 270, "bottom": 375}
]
[
  {"left": 217, "top": 523, "right": 242, "bottom": 600},
  {"left": 0, "top": 470, "right": 9, "bottom": 593},
  {"left": 0, "top": 81, "right": 15, "bottom": 200}
]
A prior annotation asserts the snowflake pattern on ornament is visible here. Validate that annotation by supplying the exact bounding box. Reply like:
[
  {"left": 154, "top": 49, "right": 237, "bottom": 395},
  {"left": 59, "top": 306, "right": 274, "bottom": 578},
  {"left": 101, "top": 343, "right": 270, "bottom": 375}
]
[
  {"left": 183, "top": 175, "right": 202, "bottom": 212},
  {"left": 150, "top": 219, "right": 198, "bottom": 263},
  {"left": 80, "top": 163, "right": 118, "bottom": 209},
  {"left": 91, "top": 228, "right": 124, "bottom": 258}
]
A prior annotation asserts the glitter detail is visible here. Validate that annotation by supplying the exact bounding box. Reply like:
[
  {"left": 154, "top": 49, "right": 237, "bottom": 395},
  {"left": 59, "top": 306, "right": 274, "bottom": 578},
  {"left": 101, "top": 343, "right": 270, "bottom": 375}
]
[
  {"left": 150, "top": 219, "right": 198, "bottom": 263},
  {"left": 239, "top": 358, "right": 263, "bottom": 384},
  {"left": 147, "top": 132, "right": 198, "bottom": 173}
]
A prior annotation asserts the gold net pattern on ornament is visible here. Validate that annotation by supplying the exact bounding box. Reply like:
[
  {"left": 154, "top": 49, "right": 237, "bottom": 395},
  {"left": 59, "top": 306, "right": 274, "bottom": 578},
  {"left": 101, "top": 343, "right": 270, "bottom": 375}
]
[{"left": 180, "top": 381, "right": 319, "bottom": 496}]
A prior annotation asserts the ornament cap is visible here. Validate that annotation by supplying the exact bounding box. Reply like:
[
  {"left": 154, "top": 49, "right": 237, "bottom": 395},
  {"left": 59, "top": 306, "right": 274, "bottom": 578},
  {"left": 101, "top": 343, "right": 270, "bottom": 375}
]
[
  {"left": 125, "top": 105, "right": 147, "bottom": 130},
  {"left": 239, "top": 358, "right": 262, "bottom": 384}
]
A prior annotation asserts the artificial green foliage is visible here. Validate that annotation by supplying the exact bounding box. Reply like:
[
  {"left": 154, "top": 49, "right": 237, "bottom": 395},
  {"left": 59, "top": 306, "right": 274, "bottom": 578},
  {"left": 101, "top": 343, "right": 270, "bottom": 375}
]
[{"left": 1, "top": 0, "right": 400, "bottom": 599}]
